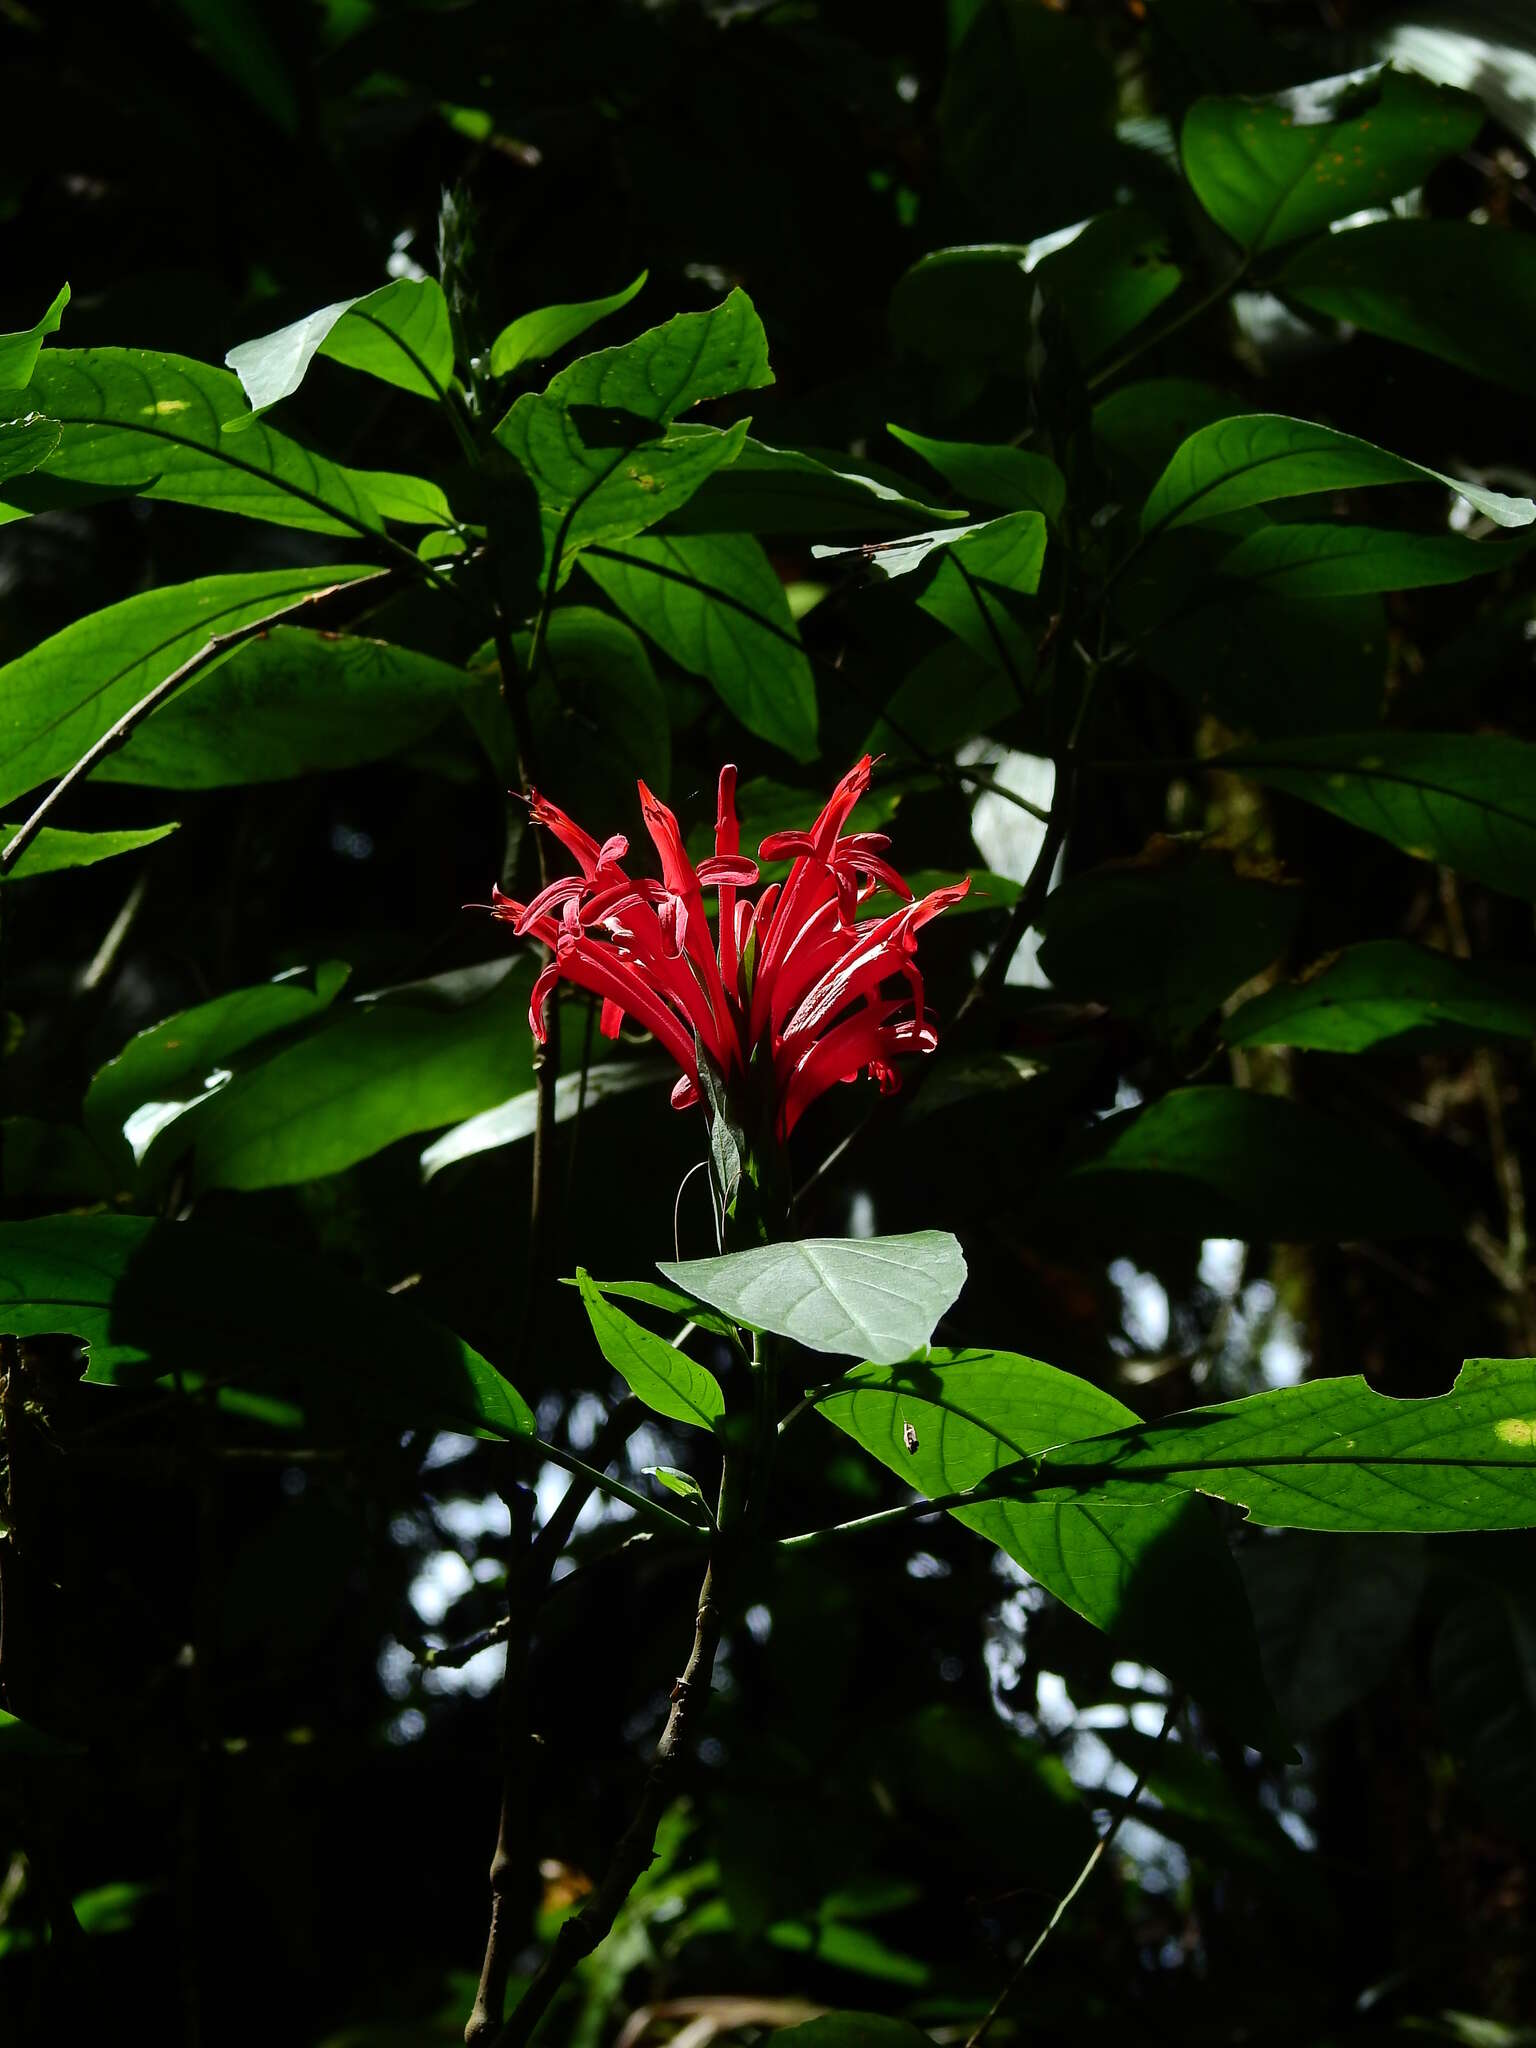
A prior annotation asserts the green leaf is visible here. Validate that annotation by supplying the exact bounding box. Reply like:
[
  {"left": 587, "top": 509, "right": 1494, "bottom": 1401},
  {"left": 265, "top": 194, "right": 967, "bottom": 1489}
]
[
  {"left": 352, "top": 468, "right": 455, "bottom": 527},
  {"left": 523, "top": 606, "right": 671, "bottom": 812},
  {"left": 0, "top": 821, "right": 178, "bottom": 882},
  {"left": 1280, "top": 218, "right": 1536, "bottom": 397},
  {"left": 568, "top": 1276, "right": 740, "bottom": 1343},
  {"left": 0, "top": 284, "right": 68, "bottom": 390},
  {"left": 644, "top": 1465, "right": 711, "bottom": 1509},
  {"left": 818, "top": 512, "right": 1048, "bottom": 678},
  {"left": 0, "top": 412, "right": 62, "bottom": 482},
  {"left": 1221, "top": 732, "right": 1536, "bottom": 900},
  {"left": 887, "top": 422, "right": 1066, "bottom": 523},
  {"left": 1181, "top": 66, "right": 1482, "bottom": 253},
  {"left": 1141, "top": 413, "right": 1536, "bottom": 536},
  {"left": 1240, "top": 1531, "right": 1425, "bottom": 1733},
  {"left": 0, "top": 1212, "right": 532, "bottom": 1437},
  {"left": 1225, "top": 941, "right": 1536, "bottom": 1052},
  {"left": 1092, "top": 376, "right": 1249, "bottom": 491},
  {"left": 659, "top": 1232, "right": 967, "bottom": 1364},
  {"left": 92, "top": 628, "right": 473, "bottom": 788},
  {"left": 1217, "top": 520, "right": 1533, "bottom": 596},
  {"left": 489, "top": 271, "right": 649, "bottom": 378},
  {"left": 8, "top": 349, "right": 388, "bottom": 537},
  {"left": 127, "top": 961, "right": 537, "bottom": 1194},
  {"left": 1036, "top": 844, "right": 1302, "bottom": 1039},
  {"left": 576, "top": 1269, "right": 725, "bottom": 1432},
  {"left": 525, "top": 288, "right": 770, "bottom": 424},
  {"left": 581, "top": 533, "right": 818, "bottom": 761},
  {"left": 663, "top": 432, "right": 963, "bottom": 537},
  {"left": 226, "top": 279, "right": 454, "bottom": 413},
  {"left": 1434, "top": 1588, "right": 1536, "bottom": 1840},
  {"left": 889, "top": 245, "right": 1035, "bottom": 367},
  {"left": 0, "top": 565, "right": 383, "bottom": 812},
  {"left": 84, "top": 961, "right": 353, "bottom": 1177},
  {"left": 861, "top": 641, "right": 1017, "bottom": 765},
  {"left": 1058, "top": 1084, "right": 1459, "bottom": 1239},
  {"left": 420, "top": 1063, "right": 663, "bottom": 1179},
  {"left": 819, "top": 1348, "right": 1285, "bottom": 1746},
  {"left": 1031, "top": 205, "right": 1183, "bottom": 365},
  {"left": 1037, "top": 1358, "right": 1536, "bottom": 1532}
]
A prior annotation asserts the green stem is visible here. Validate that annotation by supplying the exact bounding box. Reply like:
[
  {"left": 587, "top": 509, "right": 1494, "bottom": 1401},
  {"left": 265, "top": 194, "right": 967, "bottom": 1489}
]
[{"left": 525, "top": 1438, "right": 704, "bottom": 1545}]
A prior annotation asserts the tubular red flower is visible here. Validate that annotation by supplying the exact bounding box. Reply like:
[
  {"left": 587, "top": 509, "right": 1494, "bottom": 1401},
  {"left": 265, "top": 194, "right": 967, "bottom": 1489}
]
[{"left": 484, "top": 761, "right": 969, "bottom": 1142}]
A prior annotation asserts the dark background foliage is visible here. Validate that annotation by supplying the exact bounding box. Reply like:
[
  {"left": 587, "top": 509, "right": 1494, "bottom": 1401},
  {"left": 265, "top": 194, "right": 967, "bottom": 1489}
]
[{"left": 3, "top": 2, "right": 1536, "bottom": 2044}]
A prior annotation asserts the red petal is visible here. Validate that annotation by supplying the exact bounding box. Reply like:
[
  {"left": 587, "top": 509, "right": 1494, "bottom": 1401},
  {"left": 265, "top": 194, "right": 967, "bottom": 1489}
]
[
  {"left": 637, "top": 780, "right": 701, "bottom": 899},
  {"left": 528, "top": 789, "right": 604, "bottom": 878},
  {"left": 600, "top": 998, "right": 625, "bottom": 1039},
  {"left": 696, "top": 854, "right": 759, "bottom": 888},
  {"left": 715, "top": 764, "right": 740, "bottom": 861}
]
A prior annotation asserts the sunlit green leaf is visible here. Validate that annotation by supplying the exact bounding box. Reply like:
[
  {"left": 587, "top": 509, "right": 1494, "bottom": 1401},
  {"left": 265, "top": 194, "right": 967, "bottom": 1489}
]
[
  {"left": 0, "top": 820, "right": 178, "bottom": 881},
  {"left": 489, "top": 270, "right": 648, "bottom": 377},
  {"left": 1037, "top": 1358, "right": 1536, "bottom": 1531},
  {"left": 665, "top": 432, "right": 962, "bottom": 536},
  {"left": 0, "top": 412, "right": 62, "bottom": 482},
  {"left": 1142, "top": 414, "right": 1536, "bottom": 536},
  {"left": 577, "top": 1270, "right": 725, "bottom": 1432},
  {"left": 581, "top": 532, "right": 818, "bottom": 761},
  {"left": 420, "top": 1062, "right": 663, "bottom": 1180},
  {"left": 0, "top": 565, "right": 383, "bottom": 812},
  {"left": 0, "top": 284, "right": 68, "bottom": 390},
  {"left": 1181, "top": 67, "right": 1481, "bottom": 252},
  {"left": 887, "top": 423, "right": 1066, "bottom": 523},
  {"left": 226, "top": 278, "right": 455, "bottom": 411},
  {"left": 1225, "top": 941, "right": 1536, "bottom": 1051}
]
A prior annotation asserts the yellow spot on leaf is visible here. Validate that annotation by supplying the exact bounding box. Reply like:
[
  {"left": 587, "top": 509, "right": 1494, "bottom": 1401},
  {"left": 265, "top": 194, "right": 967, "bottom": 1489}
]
[
  {"left": 140, "top": 399, "right": 191, "bottom": 416},
  {"left": 1494, "top": 1417, "right": 1536, "bottom": 1448}
]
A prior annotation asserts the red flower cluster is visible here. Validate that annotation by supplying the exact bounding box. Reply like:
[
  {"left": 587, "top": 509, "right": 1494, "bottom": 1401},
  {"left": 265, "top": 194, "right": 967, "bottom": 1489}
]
[{"left": 489, "top": 758, "right": 968, "bottom": 1138}]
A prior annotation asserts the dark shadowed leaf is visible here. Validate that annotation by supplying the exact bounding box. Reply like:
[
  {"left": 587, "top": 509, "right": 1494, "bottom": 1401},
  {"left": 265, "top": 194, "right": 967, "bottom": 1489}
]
[
  {"left": 660, "top": 1232, "right": 967, "bottom": 1363},
  {"left": 1181, "top": 67, "right": 1481, "bottom": 252},
  {"left": 1217, "top": 520, "right": 1532, "bottom": 596},
  {"left": 663, "top": 433, "right": 962, "bottom": 536},
  {"left": 1239, "top": 1531, "right": 1426, "bottom": 1731},
  {"left": 1433, "top": 1588, "right": 1536, "bottom": 1840},
  {"left": 887, "top": 423, "right": 1066, "bottom": 522},
  {"left": 1280, "top": 219, "right": 1536, "bottom": 397},
  {"left": 773, "top": 2017, "right": 932, "bottom": 2048},
  {"left": 1221, "top": 732, "right": 1536, "bottom": 900},
  {"left": 1032, "top": 205, "right": 1183, "bottom": 365},
  {"left": 1057, "top": 1085, "right": 1460, "bottom": 1238},
  {"left": 0, "top": 1213, "right": 532, "bottom": 1436}
]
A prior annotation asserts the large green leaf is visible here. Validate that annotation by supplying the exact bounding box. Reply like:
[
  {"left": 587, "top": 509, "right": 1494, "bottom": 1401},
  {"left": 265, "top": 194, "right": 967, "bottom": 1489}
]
[
  {"left": 818, "top": 1348, "right": 1285, "bottom": 1746},
  {"left": 581, "top": 532, "right": 818, "bottom": 761},
  {"left": 576, "top": 1270, "right": 725, "bottom": 1433},
  {"left": 0, "top": 564, "right": 383, "bottom": 812},
  {"left": 489, "top": 271, "right": 648, "bottom": 378},
  {"left": 889, "top": 245, "right": 1035, "bottom": 368},
  {"left": 0, "top": 412, "right": 62, "bottom": 482},
  {"left": 1035, "top": 844, "right": 1302, "bottom": 1039},
  {"left": 1217, "top": 521, "right": 1532, "bottom": 596},
  {"left": 861, "top": 641, "right": 1017, "bottom": 765},
  {"left": 518, "top": 606, "right": 671, "bottom": 814},
  {"left": 494, "top": 291, "right": 770, "bottom": 561},
  {"left": 1141, "top": 414, "right": 1536, "bottom": 536},
  {"left": 662, "top": 433, "right": 962, "bottom": 537},
  {"left": 1281, "top": 220, "right": 1536, "bottom": 397},
  {"left": 818, "top": 512, "right": 1047, "bottom": 678},
  {"left": 1240, "top": 1531, "right": 1426, "bottom": 1733},
  {"left": 1035, "top": 1358, "right": 1536, "bottom": 1532},
  {"left": 0, "top": 1213, "right": 532, "bottom": 1437},
  {"left": 886, "top": 423, "right": 1066, "bottom": 523},
  {"left": 1225, "top": 941, "right": 1536, "bottom": 1052},
  {"left": 0, "top": 284, "right": 68, "bottom": 390},
  {"left": 225, "top": 278, "right": 455, "bottom": 411},
  {"left": 1092, "top": 376, "right": 1249, "bottom": 491},
  {"left": 1181, "top": 67, "right": 1481, "bottom": 253},
  {"left": 84, "top": 961, "right": 353, "bottom": 1177},
  {"left": 93, "top": 628, "right": 472, "bottom": 787},
  {"left": 0, "top": 821, "right": 178, "bottom": 882},
  {"left": 1222, "top": 732, "right": 1536, "bottom": 900},
  {"left": 1433, "top": 1588, "right": 1536, "bottom": 1840},
  {"left": 7, "top": 349, "right": 387, "bottom": 537},
  {"left": 659, "top": 1232, "right": 967, "bottom": 1364},
  {"left": 116, "top": 961, "right": 536, "bottom": 1195},
  {"left": 1057, "top": 1085, "right": 1459, "bottom": 1239},
  {"left": 420, "top": 1063, "right": 663, "bottom": 1179}
]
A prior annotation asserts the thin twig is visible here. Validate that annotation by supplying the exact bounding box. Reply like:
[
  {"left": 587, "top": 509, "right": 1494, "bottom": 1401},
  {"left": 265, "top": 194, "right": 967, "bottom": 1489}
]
[{"left": 962, "top": 1696, "right": 1181, "bottom": 2047}]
